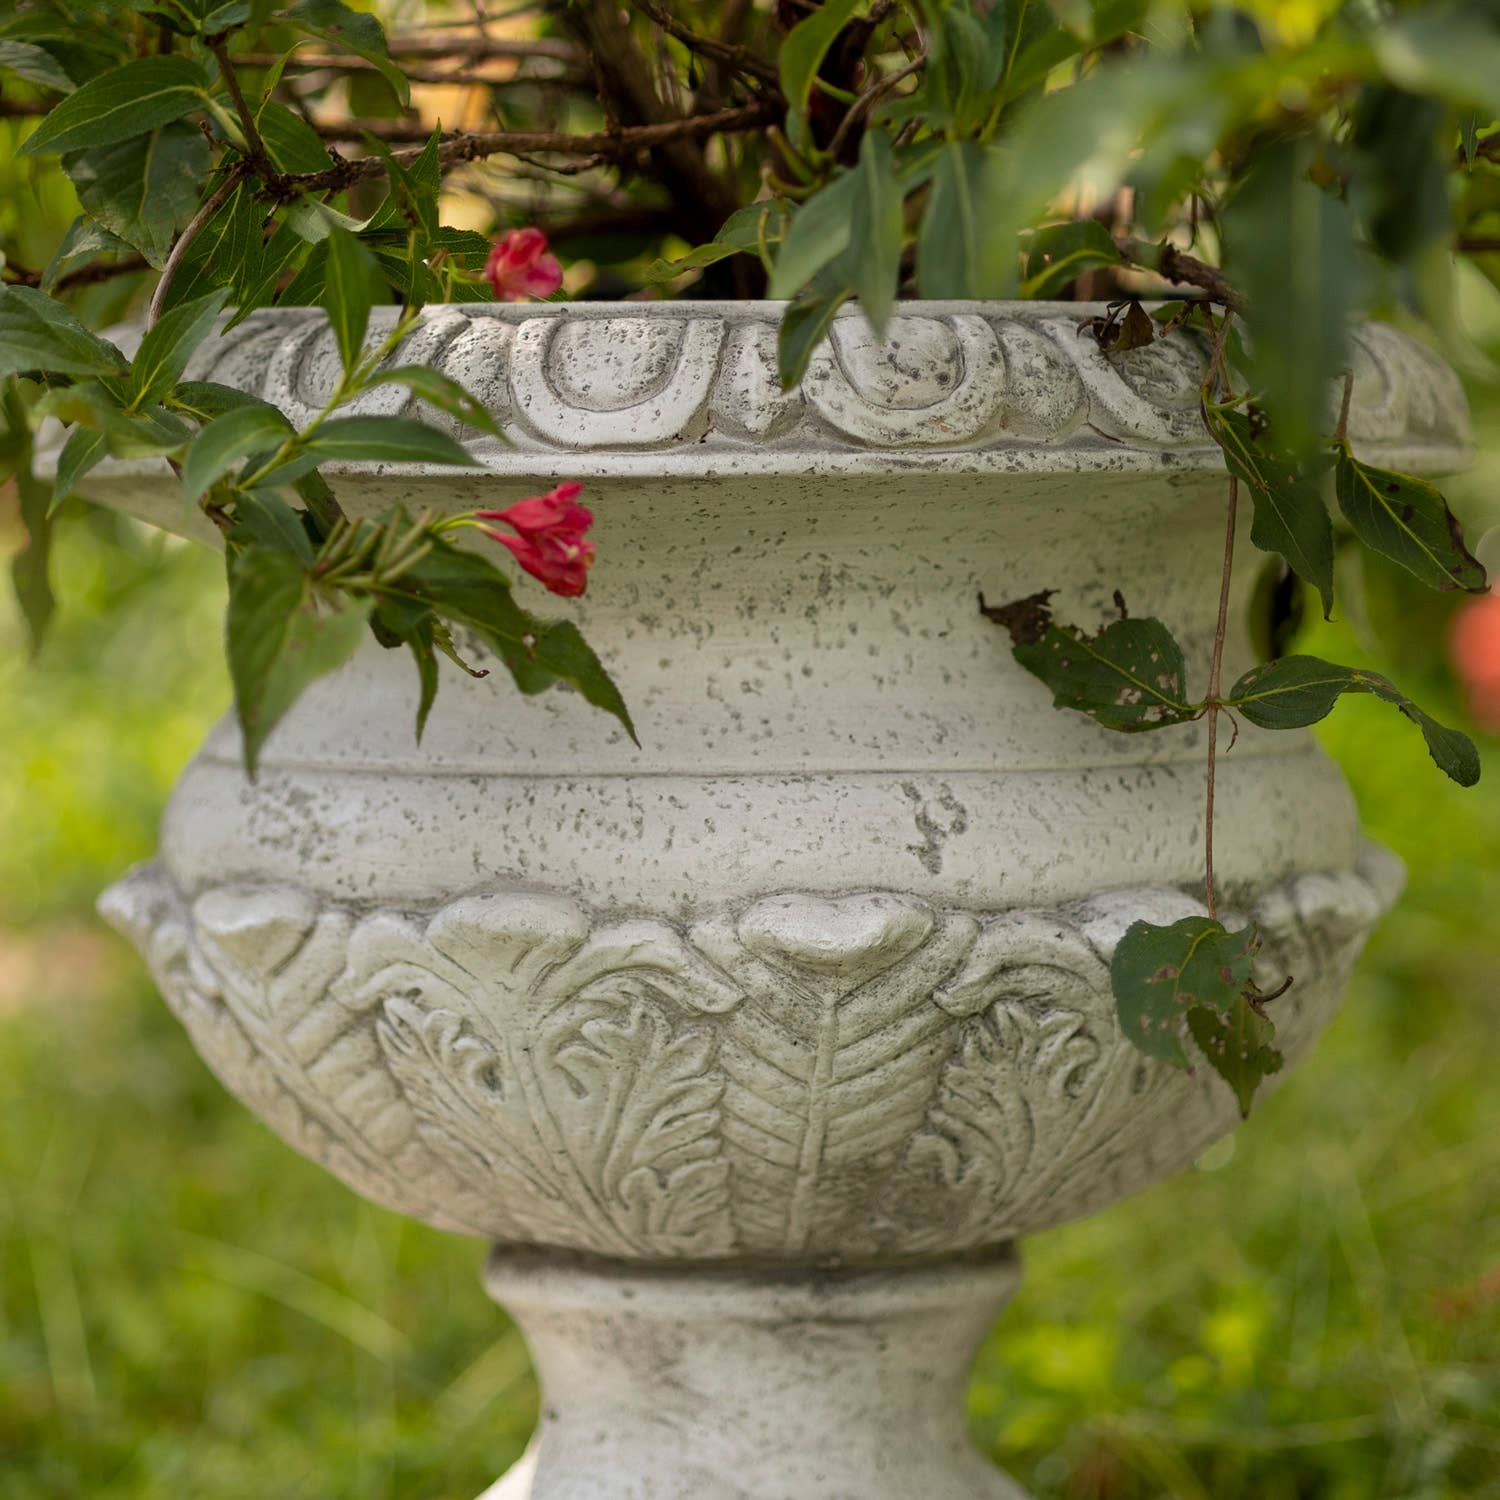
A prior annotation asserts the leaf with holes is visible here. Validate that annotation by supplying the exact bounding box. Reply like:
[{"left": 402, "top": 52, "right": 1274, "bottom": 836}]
[
  {"left": 1111, "top": 917, "right": 1261, "bottom": 1068},
  {"left": 1187, "top": 995, "right": 1282, "bottom": 1117},
  {"left": 984, "top": 593, "right": 1198, "bottom": 732}
]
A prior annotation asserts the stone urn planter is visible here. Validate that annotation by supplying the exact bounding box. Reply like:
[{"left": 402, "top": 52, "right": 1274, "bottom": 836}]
[{"left": 91, "top": 301, "right": 1467, "bottom": 1499}]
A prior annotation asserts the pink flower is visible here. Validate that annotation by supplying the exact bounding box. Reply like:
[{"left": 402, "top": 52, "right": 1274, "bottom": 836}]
[
  {"left": 485, "top": 227, "right": 563, "bottom": 302},
  {"left": 1451, "top": 591, "right": 1500, "bottom": 732},
  {"left": 480, "top": 481, "right": 595, "bottom": 597}
]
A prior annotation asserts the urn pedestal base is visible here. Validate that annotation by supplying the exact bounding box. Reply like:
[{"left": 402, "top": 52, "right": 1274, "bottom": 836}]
[{"left": 477, "top": 1247, "right": 1028, "bottom": 1500}]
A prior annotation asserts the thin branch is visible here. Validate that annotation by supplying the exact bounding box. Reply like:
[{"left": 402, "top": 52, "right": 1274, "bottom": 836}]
[
  {"left": 208, "top": 36, "right": 284, "bottom": 192},
  {"left": 147, "top": 168, "right": 246, "bottom": 329},
  {"left": 1333, "top": 369, "right": 1354, "bottom": 447},
  {"left": 825, "top": 53, "right": 924, "bottom": 161},
  {"left": 627, "top": 0, "right": 781, "bottom": 87},
  {"left": 1457, "top": 235, "right": 1500, "bottom": 254},
  {"left": 1203, "top": 473, "right": 1238, "bottom": 920},
  {"left": 2, "top": 254, "right": 151, "bottom": 291},
  {"left": 237, "top": 52, "right": 586, "bottom": 87},
  {"left": 1114, "top": 234, "right": 1244, "bottom": 310},
  {"left": 0, "top": 98, "right": 48, "bottom": 118},
  {"left": 1198, "top": 309, "right": 1238, "bottom": 921},
  {"left": 278, "top": 100, "right": 778, "bottom": 197}
]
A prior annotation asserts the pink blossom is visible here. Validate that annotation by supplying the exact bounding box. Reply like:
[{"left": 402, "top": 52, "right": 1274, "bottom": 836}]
[
  {"left": 481, "top": 481, "right": 595, "bottom": 597},
  {"left": 485, "top": 227, "right": 563, "bottom": 302}
]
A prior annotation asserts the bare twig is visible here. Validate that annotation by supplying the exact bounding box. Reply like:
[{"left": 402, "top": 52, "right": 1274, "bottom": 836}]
[
  {"left": 2, "top": 254, "right": 150, "bottom": 291},
  {"left": 1114, "top": 234, "right": 1244, "bottom": 310},
  {"left": 237, "top": 52, "right": 586, "bottom": 87},
  {"left": 1457, "top": 235, "right": 1500, "bottom": 254},
  {"left": 208, "top": 36, "right": 285, "bottom": 192},
  {"left": 1203, "top": 473, "right": 1238, "bottom": 920},
  {"left": 627, "top": 0, "right": 781, "bottom": 87},
  {"left": 1333, "top": 369, "right": 1354, "bottom": 447},
  {"left": 560, "top": 0, "right": 739, "bottom": 242},
  {"left": 147, "top": 168, "right": 246, "bottom": 329},
  {"left": 1199, "top": 308, "right": 1238, "bottom": 920},
  {"left": 278, "top": 100, "right": 778, "bottom": 198},
  {"left": 825, "top": 53, "right": 924, "bottom": 161},
  {"left": 238, "top": 37, "right": 580, "bottom": 66}
]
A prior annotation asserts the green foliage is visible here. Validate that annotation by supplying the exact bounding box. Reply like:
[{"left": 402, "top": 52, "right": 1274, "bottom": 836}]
[
  {"left": 64, "top": 124, "right": 212, "bottom": 269},
  {"left": 2, "top": 0, "right": 1498, "bottom": 1110},
  {"left": 1204, "top": 403, "right": 1337, "bottom": 619},
  {"left": 1334, "top": 447, "right": 1489, "bottom": 595},
  {"left": 0, "top": 287, "right": 128, "bottom": 378},
  {"left": 226, "top": 541, "right": 372, "bottom": 776},
  {"left": 19, "top": 55, "right": 209, "bottom": 157},
  {"left": 983, "top": 591, "right": 1199, "bottom": 733},
  {"left": 1228, "top": 655, "right": 1481, "bottom": 788}
]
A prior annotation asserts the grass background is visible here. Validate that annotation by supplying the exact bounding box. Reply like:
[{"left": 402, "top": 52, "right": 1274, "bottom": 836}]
[{"left": 2, "top": 425, "right": 1498, "bottom": 1498}]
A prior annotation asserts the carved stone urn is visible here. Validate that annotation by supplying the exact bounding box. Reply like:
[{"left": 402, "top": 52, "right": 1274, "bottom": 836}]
[{"left": 91, "top": 302, "right": 1466, "bottom": 1499}]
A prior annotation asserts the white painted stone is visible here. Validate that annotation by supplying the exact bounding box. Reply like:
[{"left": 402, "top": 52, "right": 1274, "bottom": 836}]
[{"left": 90, "top": 301, "right": 1458, "bottom": 1498}]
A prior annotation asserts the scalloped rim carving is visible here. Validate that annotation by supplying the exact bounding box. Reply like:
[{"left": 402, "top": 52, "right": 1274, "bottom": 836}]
[
  {"left": 75, "top": 302, "right": 1472, "bottom": 488},
  {"left": 100, "top": 848, "right": 1401, "bottom": 1263}
]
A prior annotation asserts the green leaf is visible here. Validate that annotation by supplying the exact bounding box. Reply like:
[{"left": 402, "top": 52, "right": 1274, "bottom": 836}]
[
  {"left": 64, "top": 123, "right": 212, "bottom": 268},
  {"left": 777, "top": 273, "right": 851, "bottom": 389},
  {"left": 281, "top": 195, "right": 365, "bottom": 245},
  {"left": 280, "top": 0, "right": 410, "bottom": 108},
  {"left": 1221, "top": 139, "right": 1357, "bottom": 455},
  {"left": 983, "top": 591, "right": 1199, "bottom": 732},
  {"left": 1187, "top": 995, "right": 1282, "bottom": 1118},
  {"left": 1204, "top": 403, "right": 1335, "bottom": 618},
  {"left": 168, "top": 379, "right": 282, "bottom": 420},
  {"left": 364, "top": 365, "right": 502, "bottom": 437},
  {"left": 0, "top": 286, "right": 129, "bottom": 378},
  {"left": 40, "top": 216, "right": 136, "bottom": 294},
  {"left": 847, "top": 130, "right": 903, "bottom": 337},
  {"left": 227, "top": 545, "right": 372, "bottom": 777},
  {"left": 50, "top": 426, "right": 109, "bottom": 512},
  {"left": 323, "top": 228, "right": 383, "bottom": 376},
  {"left": 233, "top": 488, "right": 317, "bottom": 564},
  {"left": 779, "top": 0, "right": 862, "bottom": 149},
  {"left": 1111, "top": 916, "right": 1262, "bottom": 1068},
  {"left": 917, "top": 140, "right": 984, "bottom": 299},
  {"left": 1228, "top": 654, "right": 1480, "bottom": 787},
  {"left": 182, "top": 404, "right": 294, "bottom": 500},
  {"left": 768, "top": 170, "right": 859, "bottom": 299},
  {"left": 1005, "top": 0, "right": 1147, "bottom": 100},
  {"left": 19, "top": 55, "right": 207, "bottom": 157},
  {"left": 297, "top": 416, "right": 479, "bottom": 469},
  {"left": 128, "top": 286, "right": 229, "bottom": 409},
  {"left": 1019, "top": 219, "right": 1123, "bottom": 298},
  {"left": 393, "top": 538, "right": 635, "bottom": 741},
  {"left": 256, "top": 98, "right": 333, "bottom": 175},
  {"left": 644, "top": 202, "right": 783, "bottom": 284},
  {"left": 0, "top": 39, "right": 74, "bottom": 91},
  {"left": 1334, "top": 448, "right": 1486, "bottom": 595},
  {"left": 405, "top": 619, "right": 440, "bottom": 741}
]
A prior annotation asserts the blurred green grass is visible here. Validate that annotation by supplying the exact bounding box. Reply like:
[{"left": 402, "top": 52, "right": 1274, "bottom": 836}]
[{"left": 2, "top": 462, "right": 1499, "bottom": 1498}]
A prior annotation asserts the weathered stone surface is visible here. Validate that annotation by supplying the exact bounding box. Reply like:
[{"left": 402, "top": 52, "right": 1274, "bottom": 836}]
[{"left": 93, "top": 301, "right": 1450, "bottom": 1499}]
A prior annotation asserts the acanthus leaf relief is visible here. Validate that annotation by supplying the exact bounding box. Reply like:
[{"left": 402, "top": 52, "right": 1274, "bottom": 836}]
[{"left": 100, "top": 854, "right": 1394, "bottom": 1260}]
